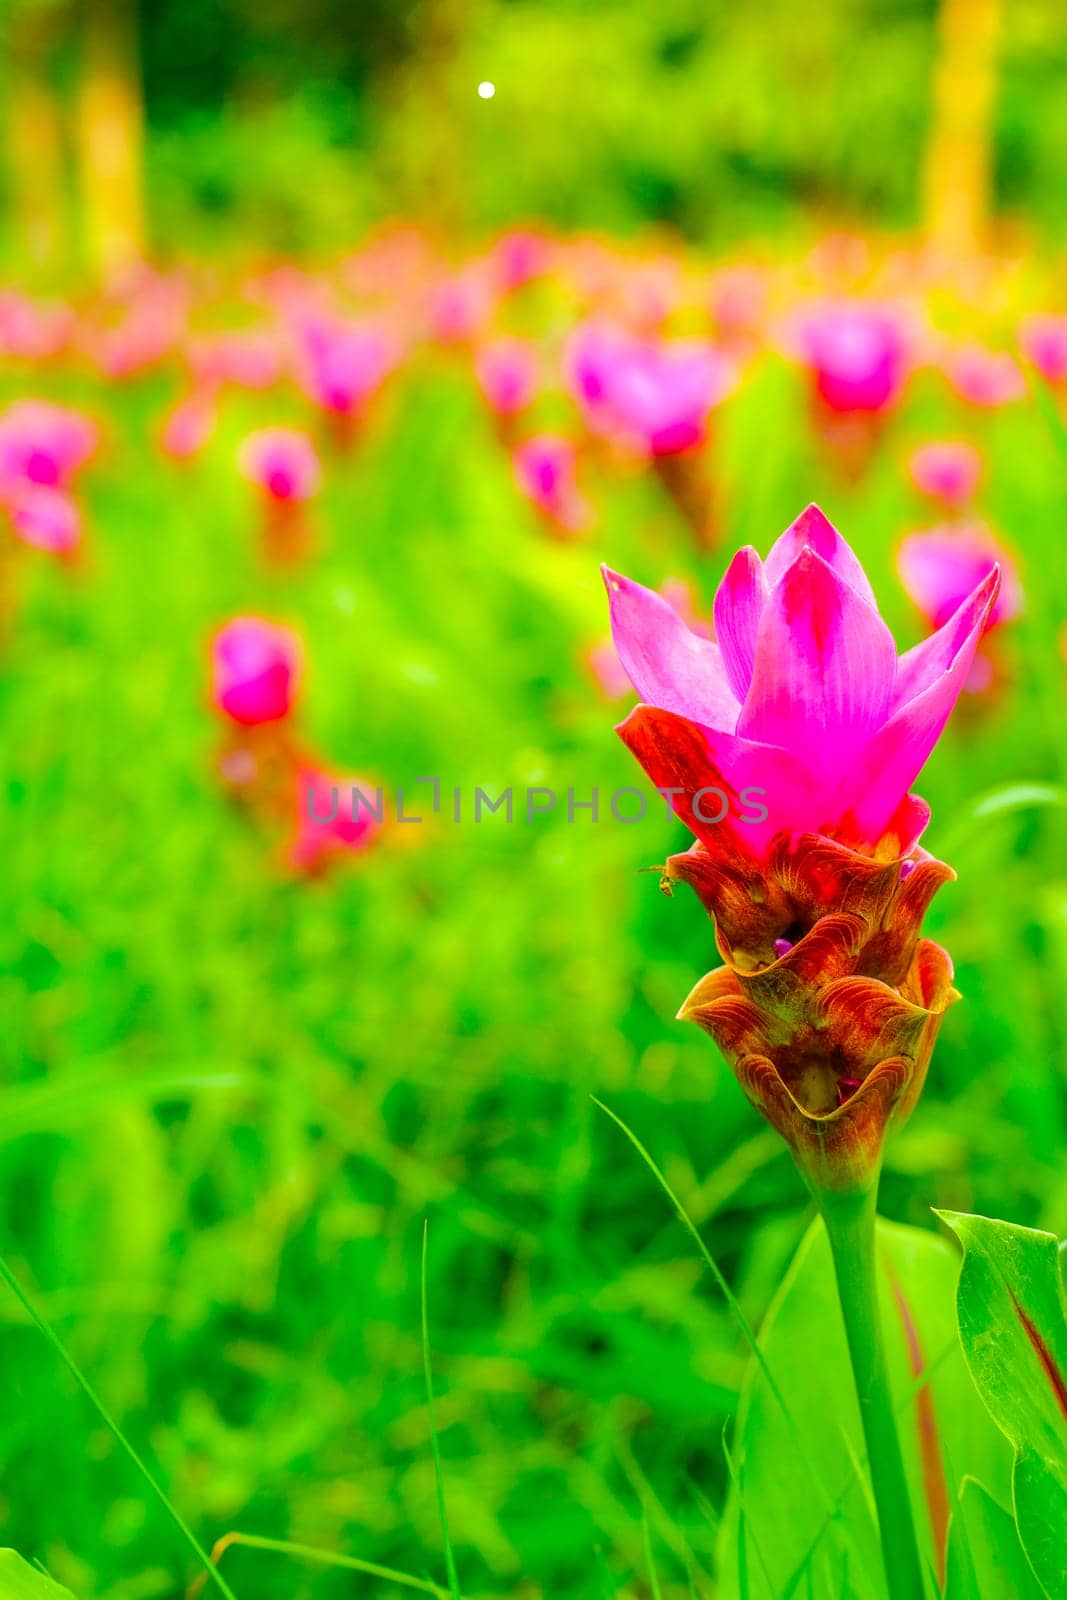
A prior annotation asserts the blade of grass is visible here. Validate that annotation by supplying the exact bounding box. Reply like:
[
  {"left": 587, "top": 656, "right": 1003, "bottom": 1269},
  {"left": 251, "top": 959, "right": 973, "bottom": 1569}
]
[
  {"left": 421, "top": 1220, "right": 461, "bottom": 1600},
  {"left": 641, "top": 1505, "right": 664, "bottom": 1600},
  {"left": 189, "top": 1532, "right": 461, "bottom": 1599},
  {"left": 0, "top": 1252, "right": 237, "bottom": 1600}
]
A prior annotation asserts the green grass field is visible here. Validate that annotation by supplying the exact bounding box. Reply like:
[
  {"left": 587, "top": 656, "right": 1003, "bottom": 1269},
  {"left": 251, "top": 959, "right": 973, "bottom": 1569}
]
[{"left": 1, "top": 327, "right": 1064, "bottom": 1598}]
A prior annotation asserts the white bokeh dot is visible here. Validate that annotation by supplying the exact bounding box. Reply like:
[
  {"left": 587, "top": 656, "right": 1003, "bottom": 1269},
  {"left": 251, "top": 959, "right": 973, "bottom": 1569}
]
[{"left": 477, "top": 81, "right": 496, "bottom": 99}]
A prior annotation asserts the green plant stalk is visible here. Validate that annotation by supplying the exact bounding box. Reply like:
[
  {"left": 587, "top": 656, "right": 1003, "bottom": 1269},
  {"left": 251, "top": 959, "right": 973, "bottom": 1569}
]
[{"left": 819, "top": 1188, "right": 927, "bottom": 1600}]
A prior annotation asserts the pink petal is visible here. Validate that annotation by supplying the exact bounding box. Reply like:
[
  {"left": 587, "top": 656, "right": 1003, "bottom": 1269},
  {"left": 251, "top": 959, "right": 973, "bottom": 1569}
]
[
  {"left": 853, "top": 576, "right": 999, "bottom": 841},
  {"left": 713, "top": 546, "right": 768, "bottom": 700},
  {"left": 892, "top": 568, "right": 1000, "bottom": 709},
  {"left": 739, "top": 548, "right": 896, "bottom": 775},
  {"left": 602, "top": 566, "right": 739, "bottom": 731},
  {"left": 764, "top": 504, "right": 877, "bottom": 609}
]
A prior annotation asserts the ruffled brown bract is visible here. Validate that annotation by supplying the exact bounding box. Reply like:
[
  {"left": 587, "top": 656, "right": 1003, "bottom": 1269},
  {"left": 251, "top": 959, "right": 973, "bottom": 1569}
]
[{"left": 667, "top": 829, "right": 958, "bottom": 1193}]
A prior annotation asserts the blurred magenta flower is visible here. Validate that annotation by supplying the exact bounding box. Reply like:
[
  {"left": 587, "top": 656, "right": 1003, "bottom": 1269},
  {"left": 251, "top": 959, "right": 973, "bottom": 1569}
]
[
  {"left": 792, "top": 302, "right": 910, "bottom": 415},
  {"left": 604, "top": 504, "right": 998, "bottom": 858},
  {"left": 212, "top": 617, "right": 302, "bottom": 726},
  {"left": 908, "top": 440, "right": 983, "bottom": 509},
  {"left": 0, "top": 400, "right": 98, "bottom": 489},
  {"left": 295, "top": 316, "right": 398, "bottom": 421},
  {"left": 474, "top": 336, "right": 539, "bottom": 418},
  {"left": 238, "top": 427, "right": 321, "bottom": 503},
  {"left": 513, "top": 434, "right": 592, "bottom": 535},
  {"left": 946, "top": 342, "right": 1026, "bottom": 407},
  {"left": 6, "top": 484, "right": 82, "bottom": 558},
  {"left": 1019, "top": 313, "right": 1067, "bottom": 386},
  {"left": 288, "top": 769, "right": 383, "bottom": 874},
  {"left": 568, "top": 322, "right": 735, "bottom": 455},
  {"left": 897, "top": 523, "right": 1021, "bottom": 692}
]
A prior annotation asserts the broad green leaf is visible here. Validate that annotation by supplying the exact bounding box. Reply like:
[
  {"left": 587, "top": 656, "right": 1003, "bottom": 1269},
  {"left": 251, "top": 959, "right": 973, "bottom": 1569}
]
[
  {"left": 944, "top": 1478, "right": 1045, "bottom": 1600},
  {"left": 718, "top": 1217, "right": 1012, "bottom": 1600},
  {"left": 0, "top": 1551, "right": 76, "bottom": 1600},
  {"left": 937, "top": 1211, "right": 1067, "bottom": 1599}
]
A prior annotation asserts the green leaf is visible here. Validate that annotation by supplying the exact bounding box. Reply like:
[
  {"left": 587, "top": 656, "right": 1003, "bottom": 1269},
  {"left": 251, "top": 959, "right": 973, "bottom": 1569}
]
[
  {"left": 936, "top": 1211, "right": 1067, "bottom": 1599},
  {"left": 0, "top": 1551, "right": 76, "bottom": 1599},
  {"left": 944, "top": 1479, "right": 1045, "bottom": 1600},
  {"left": 718, "top": 1217, "right": 1012, "bottom": 1600}
]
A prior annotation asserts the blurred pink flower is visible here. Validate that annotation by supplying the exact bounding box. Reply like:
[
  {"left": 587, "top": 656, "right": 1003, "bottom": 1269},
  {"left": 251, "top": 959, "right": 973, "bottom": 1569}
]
[
  {"left": 946, "top": 343, "right": 1026, "bottom": 408},
  {"left": 1019, "top": 314, "right": 1067, "bottom": 386},
  {"left": 604, "top": 504, "right": 998, "bottom": 857},
  {"left": 6, "top": 483, "right": 81, "bottom": 557},
  {"left": 237, "top": 427, "right": 321, "bottom": 503},
  {"left": 191, "top": 328, "right": 283, "bottom": 390},
  {"left": 908, "top": 441, "right": 983, "bottom": 509},
  {"left": 474, "top": 336, "right": 539, "bottom": 417},
  {"left": 897, "top": 522, "right": 1021, "bottom": 632},
  {"left": 295, "top": 317, "right": 398, "bottom": 418},
  {"left": 212, "top": 617, "right": 302, "bottom": 726},
  {"left": 567, "top": 322, "right": 736, "bottom": 455},
  {"left": 288, "top": 770, "right": 383, "bottom": 873},
  {"left": 513, "top": 434, "right": 592, "bottom": 534},
  {"left": 792, "top": 303, "right": 910, "bottom": 414},
  {"left": 0, "top": 400, "right": 98, "bottom": 489},
  {"left": 491, "top": 229, "right": 554, "bottom": 291},
  {"left": 161, "top": 391, "right": 218, "bottom": 461},
  {"left": 428, "top": 269, "right": 496, "bottom": 345},
  {"left": 0, "top": 292, "right": 74, "bottom": 360}
]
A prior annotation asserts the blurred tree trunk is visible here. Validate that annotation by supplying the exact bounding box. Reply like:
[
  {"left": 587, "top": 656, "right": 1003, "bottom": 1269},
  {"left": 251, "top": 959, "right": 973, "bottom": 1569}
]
[
  {"left": 922, "top": 0, "right": 1003, "bottom": 257},
  {"left": 75, "top": 0, "right": 144, "bottom": 277},
  {"left": 4, "top": 0, "right": 69, "bottom": 272}
]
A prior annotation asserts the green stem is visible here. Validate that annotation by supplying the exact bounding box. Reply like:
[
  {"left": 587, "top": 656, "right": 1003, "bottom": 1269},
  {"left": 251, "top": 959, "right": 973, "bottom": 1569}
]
[{"left": 820, "top": 1189, "right": 927, "bottom": 1600}]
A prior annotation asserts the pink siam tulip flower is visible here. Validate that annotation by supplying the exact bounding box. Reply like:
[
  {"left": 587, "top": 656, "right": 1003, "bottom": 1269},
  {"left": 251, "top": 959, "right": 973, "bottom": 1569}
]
[
  {"left": 604, "top": 504, "right": 998, "bottom": 860},
  {"left": 5, "top": 483, "right": 81, "bottom": 558},
  {"left": 513, "top": 434, "right": 593, "bottom": 536},
  {"left": 161, "top": 391, "right": 219, "bottom": 461},
  {"left": 946, "top": 342, "right": 1026, "bottom": 408},
  {"left": 792, "top": 303, "right": 910, "bottom": 415},
  {"left": 897, "top": 523, "right": 1021, "bottom": 693},
  {"left": 288, "top": 769, "right": 383, "bottom": 874},
  {"left": 474, "top": 337, "right": 539, "bottom": 419},
  {"left": 908, "top": 441, "right": 983, "bottom": 509},
  {"left": 1019, "top": 313, "right": 1067, "bottom": 387},
  {"left": 212, "top": 617, "right": 302, "bottom": 727},
  {"left": 0, "top": 400, "right": 98, "bottom": 489},
  {"left": 710, "top": 265, "right": 769, "bottom": 351},
  {"left": 568, "top": 322, "right": 736, "bottom": 456},
  {"left": 237, "top": 428, "right": 321, "bottom": 503},
  {"left": 295, "top": 316, "right": 398, "bottom": 426}
]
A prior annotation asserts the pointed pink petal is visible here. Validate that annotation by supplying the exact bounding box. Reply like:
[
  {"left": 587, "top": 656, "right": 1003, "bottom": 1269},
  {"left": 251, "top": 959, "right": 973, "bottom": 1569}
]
[
  {"left": 738, "top": 548, "right": 896, "bottom": 777},
  {"left": 713, "top": 546, "right": 768, "bottom": 700},
  {"left": 892, "top": 568, "right": 1000, "bottom": 709},
  {"left": 616, "top": 704, "right": 823, "bottom": 855},
  {"left": 853, "top": 578, "right": 998, "bottom": 842},
  {"left": 764, "top": 503, "right": 877, "bottom": 608},
  {"left": 602, "top": 566, "right": 739, "bottom": 730}
]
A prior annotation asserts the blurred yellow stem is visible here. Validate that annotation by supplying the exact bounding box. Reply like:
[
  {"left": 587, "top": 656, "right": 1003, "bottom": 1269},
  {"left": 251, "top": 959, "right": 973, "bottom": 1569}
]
[
  {"left": 922, "top": 0, "right": 1003, "bottom": 258},
  {"left": 76, "top": 0, "right": 145, "bottom": 277}
]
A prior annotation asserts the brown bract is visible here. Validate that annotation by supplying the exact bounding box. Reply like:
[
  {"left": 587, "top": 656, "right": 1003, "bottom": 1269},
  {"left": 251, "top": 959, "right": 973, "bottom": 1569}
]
[{"left": 666, "top": 831, "right": 958, "bottom": 1194}]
